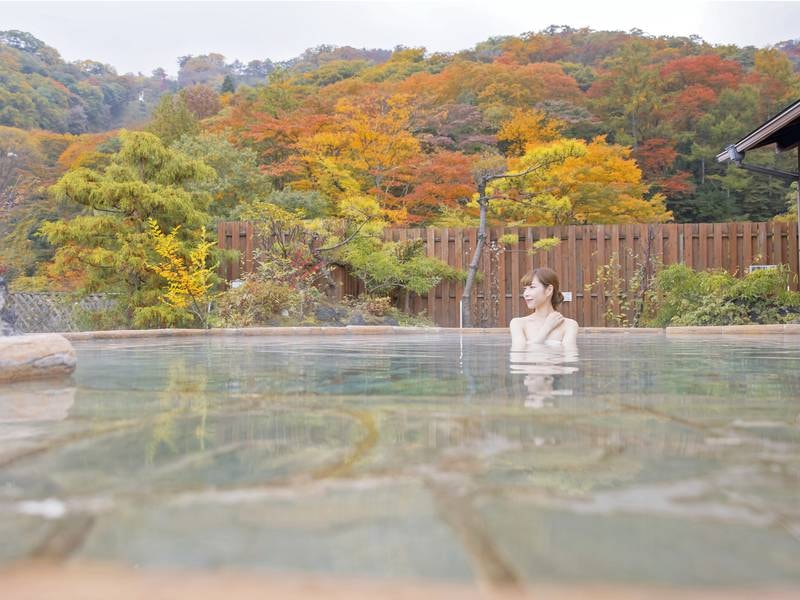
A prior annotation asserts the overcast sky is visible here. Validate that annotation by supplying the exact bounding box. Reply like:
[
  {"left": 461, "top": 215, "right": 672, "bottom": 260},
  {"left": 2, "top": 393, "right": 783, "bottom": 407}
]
[{"left": 3, "top": 1, "right": 800, "bottom": 76}]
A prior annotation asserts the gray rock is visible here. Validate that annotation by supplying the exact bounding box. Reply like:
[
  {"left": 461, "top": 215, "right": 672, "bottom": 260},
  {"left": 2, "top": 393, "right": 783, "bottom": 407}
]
[
  {"left": 315, "top": 306, "right": 347, "bottom": 324},
  {"left": 348, "top": 311, "right": 366, "bottom": 326},
  {"left": 0, "top": 334, "right": 76, "bottom": 382}
]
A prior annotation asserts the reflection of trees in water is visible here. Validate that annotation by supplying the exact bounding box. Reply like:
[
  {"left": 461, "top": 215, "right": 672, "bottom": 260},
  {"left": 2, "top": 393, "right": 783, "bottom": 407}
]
[
  {"left": 146, "top": 357, "right": 210, "bottom": 464},
  {"left": 55, "top": 336, "right": 799, "bottom": 498}
]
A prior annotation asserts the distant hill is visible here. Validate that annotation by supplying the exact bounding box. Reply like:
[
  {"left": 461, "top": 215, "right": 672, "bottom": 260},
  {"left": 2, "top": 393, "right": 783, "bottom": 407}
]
[
  {"left": 3, "top": 27, "right": 799, "bottom": 136},
  {"left": 0, "top": 30, "right": 395, "bottom": 133},
  {"left": 0, "top": 30, "right": 177, "bottom": 133}
]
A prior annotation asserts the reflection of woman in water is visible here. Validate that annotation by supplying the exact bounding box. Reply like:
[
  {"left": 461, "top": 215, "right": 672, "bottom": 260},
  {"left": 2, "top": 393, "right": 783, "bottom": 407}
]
[
  {"left": 510, "top": 343, "right": 579, "bottom": 408},
  {"left": 510, "top": 267, "right": 578, "bottom": 350}
]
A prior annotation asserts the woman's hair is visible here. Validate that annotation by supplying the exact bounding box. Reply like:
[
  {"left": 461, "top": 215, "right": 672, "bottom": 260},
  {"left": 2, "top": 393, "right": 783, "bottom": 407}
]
[{"left": 521, "top": 267, "right": 564, "bottom": 308}]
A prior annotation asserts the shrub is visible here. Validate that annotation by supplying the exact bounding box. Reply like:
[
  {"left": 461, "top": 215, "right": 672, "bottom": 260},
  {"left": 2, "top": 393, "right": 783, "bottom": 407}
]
[
  {"left": 213, "top": 278, "right": 299, "bottom": 327},
  {"left": 647, "top": 264, "right": 800, "bottom": 327}
]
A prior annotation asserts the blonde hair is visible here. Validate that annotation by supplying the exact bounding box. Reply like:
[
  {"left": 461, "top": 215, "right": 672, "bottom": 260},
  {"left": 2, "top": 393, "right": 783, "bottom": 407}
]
[{"left": 521, "top": 267, "right": 564, "bottom": 308}]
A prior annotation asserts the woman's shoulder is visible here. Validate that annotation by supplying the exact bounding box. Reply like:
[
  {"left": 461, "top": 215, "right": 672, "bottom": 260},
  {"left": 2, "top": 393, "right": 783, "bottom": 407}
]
[
  {"left": 562, "top": 317, "right": 579, "bottom": 329},
  {"left": 510, "top": 315, "right": 535, "bottom": 326}
]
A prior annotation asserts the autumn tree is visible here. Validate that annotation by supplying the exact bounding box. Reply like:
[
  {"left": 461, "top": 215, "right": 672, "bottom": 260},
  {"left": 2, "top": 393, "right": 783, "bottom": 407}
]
[
  {"left": 0, "top": 126, "right": 45, "bottom": 212},
  {"left": 26, "top": 131, "right": 218, "bottom": 328},
  {"left": 392, "top": 150, "right": 475, "bottom": 223},
  {"left": 496, "top": 108, "right": 563, "bottom": 156},
  {"left": 182, "top": 84, "right": 221, "bottom": 119},
  {"left": 487, "top": 136, "right": 672, "bottom": 226},
  {"left": 147, "top": 93, "right": 199, "bottom": 144}
]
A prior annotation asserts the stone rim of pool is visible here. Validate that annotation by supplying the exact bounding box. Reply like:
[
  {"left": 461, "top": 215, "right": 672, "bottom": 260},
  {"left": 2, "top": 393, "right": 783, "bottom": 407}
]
[{"left": 47, "top": 323, "right": 800, "bottom": 342}]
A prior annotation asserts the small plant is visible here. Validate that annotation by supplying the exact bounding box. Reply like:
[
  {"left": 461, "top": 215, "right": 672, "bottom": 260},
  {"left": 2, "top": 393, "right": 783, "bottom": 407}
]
[
  {"left": 499, "top": 233, "right": 519, "bottom": 246},
  {"left": 213, "top": 277, "right": 300, "bottom": 327},
  {"left": 358, "top": 295, "right": 393, "bottom": 317},
  {"left": 528, "top": 236, "right": 560, "bottom": 255},
  {"left": 587, "top": 246, "right": 661, "bottom": 327}
]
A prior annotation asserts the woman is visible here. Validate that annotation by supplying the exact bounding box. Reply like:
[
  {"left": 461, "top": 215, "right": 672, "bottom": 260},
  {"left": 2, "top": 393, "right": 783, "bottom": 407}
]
[{"left": 510, "top": 267, "right": 578, "bottom": 350}]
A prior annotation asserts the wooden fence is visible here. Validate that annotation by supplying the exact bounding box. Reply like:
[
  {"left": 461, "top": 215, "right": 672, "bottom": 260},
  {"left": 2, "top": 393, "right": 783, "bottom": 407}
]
[{"left": 217, "top": 221, "right": 799, "bottom": 328}]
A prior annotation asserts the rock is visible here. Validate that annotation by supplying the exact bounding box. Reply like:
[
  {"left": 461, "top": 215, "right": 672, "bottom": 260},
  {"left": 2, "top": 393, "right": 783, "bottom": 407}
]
[
  {"left": 0, "top": 334, "right": 76, "bottom": 383},
  {"left": 314, "top": 305, "right": 347, "bottom": 324},
  {"left": 382, "top": 316, "right": 399, "bottom": 326},
  {"left": 348, "top": 311, "right": 366, "bottom": 326}
]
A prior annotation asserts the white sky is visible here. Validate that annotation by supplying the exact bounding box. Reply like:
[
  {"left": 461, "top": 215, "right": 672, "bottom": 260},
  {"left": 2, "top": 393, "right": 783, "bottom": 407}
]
[{"left": 2, "top": 0, "right": 799, "bottom": 76}]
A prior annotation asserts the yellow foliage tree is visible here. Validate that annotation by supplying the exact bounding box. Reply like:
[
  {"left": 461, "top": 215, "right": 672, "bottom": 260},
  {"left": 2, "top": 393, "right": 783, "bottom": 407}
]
[
  {"left": 295, "top": 92, "right": 420, "bottom": 222},
  {"left": 146, "top": 218, "right": 218, "bottom": 328},
  {"left": 487, "top": 136, "right": 672, "bottom": 225},
  {"left": 496, "top": 108, "right": 564, "bottom": 157}
]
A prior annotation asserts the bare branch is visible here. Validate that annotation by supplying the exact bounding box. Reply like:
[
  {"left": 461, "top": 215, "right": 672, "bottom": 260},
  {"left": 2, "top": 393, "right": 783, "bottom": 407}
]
[
  {"left": 482, "top": 155, "right": 574, "bottom": 186},
  {"left": 318, "top": 217, "right": 371, "bottom": 252}
]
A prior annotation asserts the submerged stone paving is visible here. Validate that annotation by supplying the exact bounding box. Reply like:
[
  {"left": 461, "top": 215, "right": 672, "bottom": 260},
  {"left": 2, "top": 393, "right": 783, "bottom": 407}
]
[{"left": 0, "top": 333, "right": 798, "bottom": 593}]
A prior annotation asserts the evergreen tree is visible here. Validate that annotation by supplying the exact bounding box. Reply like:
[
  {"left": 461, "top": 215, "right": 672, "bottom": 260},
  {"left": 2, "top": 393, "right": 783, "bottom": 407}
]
[
  {"left": 146, "top": 93, "right": 199, "bottom": 144},
  {"left": 221, "top": 74, "right": 236, "bottom": 93},
  {"left": 30, "top": 131, "right": 218, "bottom": 327}
]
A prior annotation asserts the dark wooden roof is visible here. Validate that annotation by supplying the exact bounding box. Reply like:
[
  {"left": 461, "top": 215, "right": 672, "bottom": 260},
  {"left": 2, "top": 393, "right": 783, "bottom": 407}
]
[{"left": 717, "top": 98, "right": 800, "bottom": 162}]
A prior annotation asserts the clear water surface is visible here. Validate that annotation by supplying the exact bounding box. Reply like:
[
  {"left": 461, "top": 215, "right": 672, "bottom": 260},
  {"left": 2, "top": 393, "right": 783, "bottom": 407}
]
[{"left": 1, "top": 333, "right": 798, "bottom": 587}]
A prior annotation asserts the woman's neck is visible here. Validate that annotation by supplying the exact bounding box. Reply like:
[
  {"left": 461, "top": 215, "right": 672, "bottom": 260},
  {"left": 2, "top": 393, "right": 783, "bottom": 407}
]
[{"left": 532, "top": 303, "right": 554, "bottom": 317}]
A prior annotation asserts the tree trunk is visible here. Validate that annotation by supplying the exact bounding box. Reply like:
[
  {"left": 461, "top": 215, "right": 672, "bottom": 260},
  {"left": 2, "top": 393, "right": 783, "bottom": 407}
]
[{"left": 460, "top": 180, "right": 488, "bottom": 328}]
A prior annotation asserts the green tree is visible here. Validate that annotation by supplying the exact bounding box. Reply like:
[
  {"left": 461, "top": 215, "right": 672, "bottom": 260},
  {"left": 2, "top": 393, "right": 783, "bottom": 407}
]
[
  {"left": 147, "top": 93, "right": 199, "bottom": 144},
  {"left": 27, "top": 131, "right": 218, "bottom": 328},
  {"left": 221, "top": 74, "right": 236, "bottom": 93},
  {"left": 171, "top": 132, "right": 272, "bottom": 217},
  {"left": 340, "top": 236, "right": 463, "bottom": 312}
]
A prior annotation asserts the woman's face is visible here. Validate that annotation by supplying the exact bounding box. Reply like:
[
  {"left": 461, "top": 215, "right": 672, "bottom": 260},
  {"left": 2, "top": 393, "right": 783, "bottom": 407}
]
[{"left": 522, "top": 275, "right": 552, "bottom": 310}]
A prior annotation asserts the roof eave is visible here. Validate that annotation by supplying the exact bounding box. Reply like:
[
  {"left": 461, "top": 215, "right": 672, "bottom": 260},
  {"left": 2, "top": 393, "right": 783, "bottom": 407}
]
[{"left": 717, "top": 98, "right": 800, "bottom": 163}]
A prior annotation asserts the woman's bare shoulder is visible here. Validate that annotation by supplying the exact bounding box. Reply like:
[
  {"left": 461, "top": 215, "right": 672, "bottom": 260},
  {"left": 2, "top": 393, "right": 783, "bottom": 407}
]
[{"left": 510, "top": 315, "right": 534, "bottom": 326}]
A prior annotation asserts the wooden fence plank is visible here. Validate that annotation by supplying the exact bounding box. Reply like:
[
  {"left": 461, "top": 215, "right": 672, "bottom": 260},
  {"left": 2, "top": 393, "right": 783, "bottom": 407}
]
[
  {"left": 723, "top": 222, "right": 736, "bottom": 276},
  {"left": 772, "top": 221, "right": 783, "bottom": 266},
  {"left": 510, "top": 228, "right": 520, "bottom": 320},
  {"left": 497, "top": 226, "right": 506, "bottom": 327},
  {"left": 713, "top": 223, "right": 723, "bottom": 272},
  {"left": 427, "top": 227, "right": 436, "bottom": 322},
  {"left": 553, "top": 228, "right": 565, "bottom": 318},
  {"left": 581, "top": 226, "right": 592, "bottom": 327},
  {"left": 788, "top": 222, "right": 799, "bottom": 290},
  {"left": 757, "top": 222, "right": 768, "bottom": 264},
  {"left": 567, "top": 226, "right": 577, "bottom": 322},
  {"left": 743, "top": 222, "right": 752, "bottom": 271},
  {"left": 698, "top": 223, "right": 710, "bottom": 271},
  {"left": 665, "top": 223, "right": 678, "bottom": 266},
  {"left": 440, "top": 227, "right": 450, "bottom": 326},
  {"left": 595, "top": 225, "right": 606, "bottom": 326},
  {"left": 454, "top": 228, "right": 464, "bottom": 324}
]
